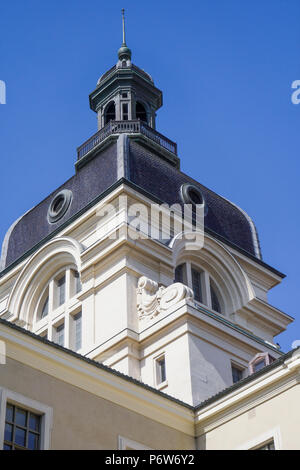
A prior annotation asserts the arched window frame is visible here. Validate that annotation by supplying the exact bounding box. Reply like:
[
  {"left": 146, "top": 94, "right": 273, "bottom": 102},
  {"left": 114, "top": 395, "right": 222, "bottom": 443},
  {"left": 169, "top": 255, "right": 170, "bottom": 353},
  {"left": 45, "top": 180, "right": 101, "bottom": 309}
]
[
  {"left": 33, "top": 265, "right": 82, "bottom": 352},
  {"left": 135, "top": 101, "right": 148, "bottom": 124},
  {"left": 104, "top": 101, "right": 116, "bottom": 125},
  {"left": 170, "top": 232, "right": 255, "bottom": 315},
  {"left": 174, "top": 261, "right": 225, "bottom": 314}
]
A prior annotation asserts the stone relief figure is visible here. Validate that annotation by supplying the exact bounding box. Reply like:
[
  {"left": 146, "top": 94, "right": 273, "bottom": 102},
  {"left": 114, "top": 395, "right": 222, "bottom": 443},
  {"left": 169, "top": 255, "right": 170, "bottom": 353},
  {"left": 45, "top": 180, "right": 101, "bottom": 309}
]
[{"left": 137, "top": 276, "right": 194, "bottom": 320}]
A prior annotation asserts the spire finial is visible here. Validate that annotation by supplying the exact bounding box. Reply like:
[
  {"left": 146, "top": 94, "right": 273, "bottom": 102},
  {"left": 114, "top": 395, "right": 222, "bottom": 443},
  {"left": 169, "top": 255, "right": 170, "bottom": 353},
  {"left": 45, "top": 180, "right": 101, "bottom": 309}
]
[
  {"left": 122, "top": 8, "right": 126, "bottom": 45},
  {"left": 118, "top": 8, "right": 132, "bottom": 61}
]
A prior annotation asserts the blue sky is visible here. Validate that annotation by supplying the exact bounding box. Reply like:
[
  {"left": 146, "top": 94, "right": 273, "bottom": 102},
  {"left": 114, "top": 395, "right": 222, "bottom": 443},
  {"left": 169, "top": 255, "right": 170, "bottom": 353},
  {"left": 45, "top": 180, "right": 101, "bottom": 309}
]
[{"left": 0, "top": 0, "right": 299, "bottom": 351}]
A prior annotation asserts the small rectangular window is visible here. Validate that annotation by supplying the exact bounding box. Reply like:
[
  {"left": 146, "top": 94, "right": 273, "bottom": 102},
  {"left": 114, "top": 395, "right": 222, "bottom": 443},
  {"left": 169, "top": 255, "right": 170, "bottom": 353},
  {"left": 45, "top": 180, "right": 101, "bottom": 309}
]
[
  {"left": 57, "top": 275, "right": 66, "bottom": 306},
  {"left": 122, "top": 92, "right": 128, "bottom": 98},
  {"left": 175, "top": 263, "right": 187, "bottom": 284},
  {"left": 191, "top": 268, "right": 203, "bottom": 303},
  {"left": 156, "top": 356, "right": 166, "bottom": 385},
  {"left": 231, "top": 364, "right": 244, "bottom": 383},
  {"left": 253, "top": 359, "right": 266, "bottom": 372},
  {"left": 73, "top": 311, "right": 82, "bottom": 351},
  {"left": 122, "top": 103, "right": 128, "bottom": 120},
  {"left": 4, "top": 403, "right": 41, "bottom": 450},
  {"left": 73, "top": 270, "right": 81, "bottom": 295},
  {"left": 56, "top": 323, "right": 65, "bottom": 347}
]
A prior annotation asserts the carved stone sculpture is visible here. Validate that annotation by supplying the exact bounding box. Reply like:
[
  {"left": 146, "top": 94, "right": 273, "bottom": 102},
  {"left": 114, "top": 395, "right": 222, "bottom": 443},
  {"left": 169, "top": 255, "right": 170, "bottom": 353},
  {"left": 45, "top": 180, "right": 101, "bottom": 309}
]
[{"left": 137, "top": 276, "right": 194, "bottom": 320}]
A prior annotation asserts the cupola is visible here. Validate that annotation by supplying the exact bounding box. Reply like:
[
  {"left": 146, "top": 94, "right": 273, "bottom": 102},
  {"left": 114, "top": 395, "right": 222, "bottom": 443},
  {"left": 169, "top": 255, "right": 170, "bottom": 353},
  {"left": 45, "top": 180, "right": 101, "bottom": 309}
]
[{"left": 89, "top": 9, "right": 163, "bottom": 130}]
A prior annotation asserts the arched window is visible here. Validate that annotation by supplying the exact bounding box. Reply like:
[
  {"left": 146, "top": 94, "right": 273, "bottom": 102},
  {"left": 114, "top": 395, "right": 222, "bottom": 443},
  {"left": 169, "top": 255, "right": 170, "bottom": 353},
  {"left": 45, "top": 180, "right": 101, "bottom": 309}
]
[
  {"left": 35, "top": 268, "right": 82, "bottom": 351},
  {"left": 104, "top": 102, "right": 116, "bottom": 125},
  {"left": 174, "top": 262, "right": 224, "bottom": 314},
  {"left": 136, "top": 102, "right": 147, "bottom": 123}
]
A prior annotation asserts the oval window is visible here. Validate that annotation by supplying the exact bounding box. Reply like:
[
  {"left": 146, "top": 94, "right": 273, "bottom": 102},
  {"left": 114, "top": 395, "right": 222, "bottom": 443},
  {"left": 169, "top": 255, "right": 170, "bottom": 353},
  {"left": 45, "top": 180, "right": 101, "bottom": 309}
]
[{"left": 47, "top": 190, "right": 73, "bottom": 224}]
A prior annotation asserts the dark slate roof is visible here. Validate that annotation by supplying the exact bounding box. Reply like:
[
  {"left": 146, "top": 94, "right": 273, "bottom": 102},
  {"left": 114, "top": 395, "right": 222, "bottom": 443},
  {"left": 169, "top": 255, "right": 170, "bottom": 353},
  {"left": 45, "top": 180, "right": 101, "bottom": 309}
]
[
  {"left": 97, "top": 63, "right": 154, "bottom": 86},
  {"left": 1, "top": 142, "right": 118, "bottom": 271},
  {"left": 0, "top": 136, "right": 282, "bottom": 276},
  {"left": 129, "top": 140, "right": 261, "bottom": 258}
]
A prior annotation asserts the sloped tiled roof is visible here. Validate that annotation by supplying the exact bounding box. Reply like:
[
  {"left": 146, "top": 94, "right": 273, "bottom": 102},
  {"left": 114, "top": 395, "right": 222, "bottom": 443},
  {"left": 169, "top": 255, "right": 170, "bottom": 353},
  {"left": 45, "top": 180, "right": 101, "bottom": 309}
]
[{"left": 0, "top": 138, "right": 282, "bottom": 277}]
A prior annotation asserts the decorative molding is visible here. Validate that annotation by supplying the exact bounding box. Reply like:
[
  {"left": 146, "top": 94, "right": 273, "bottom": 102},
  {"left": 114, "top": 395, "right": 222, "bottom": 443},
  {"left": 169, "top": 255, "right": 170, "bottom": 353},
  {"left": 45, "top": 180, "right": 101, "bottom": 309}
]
[
  {"left": 7, "top": 236, "right": 83, "bottom": 326},
  {"left": 137, "top": 276, "right": 194, "bottom": 320},
  {"left": 47, "top": 189, "right": 73, "bottom": 224},
  {"left": 171, "top": 232, "right": 256, "bottom": 316}
]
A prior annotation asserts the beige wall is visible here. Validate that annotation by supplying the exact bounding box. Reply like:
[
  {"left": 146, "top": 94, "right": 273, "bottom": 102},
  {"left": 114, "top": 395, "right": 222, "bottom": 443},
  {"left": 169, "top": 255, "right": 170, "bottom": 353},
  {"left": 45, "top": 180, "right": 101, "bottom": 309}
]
[
  {"left": 196, "top": 382, "right": 300, "bottom": 450},
  {"left": 0, "top": 357, "right": 194, "bottom": 450}
]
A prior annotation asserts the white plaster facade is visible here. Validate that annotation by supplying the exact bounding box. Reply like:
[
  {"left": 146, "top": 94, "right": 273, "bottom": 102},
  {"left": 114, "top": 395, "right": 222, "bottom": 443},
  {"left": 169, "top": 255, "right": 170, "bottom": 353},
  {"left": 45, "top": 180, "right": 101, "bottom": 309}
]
[{"left": 0, "top": 180, "right": 293, "bottom": 406}]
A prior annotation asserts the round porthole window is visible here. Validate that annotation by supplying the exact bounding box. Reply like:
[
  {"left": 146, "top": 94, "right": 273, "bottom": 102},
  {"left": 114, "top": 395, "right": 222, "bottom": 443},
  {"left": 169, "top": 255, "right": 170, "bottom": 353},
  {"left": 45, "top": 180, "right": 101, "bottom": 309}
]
[
  {"left": 180, "top": 183, "right": 205, "bottom": 207},
  {"left": 47, "top": 190, "right": 73, "bottom": 224}
]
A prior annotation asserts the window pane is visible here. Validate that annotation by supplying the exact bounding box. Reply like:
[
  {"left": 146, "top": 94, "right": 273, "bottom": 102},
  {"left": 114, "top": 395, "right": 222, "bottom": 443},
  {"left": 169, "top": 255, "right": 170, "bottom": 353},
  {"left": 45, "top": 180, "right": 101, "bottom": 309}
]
[
  {"left": 157, "top": 357, "right": 166, "bottom": 384},
  {"left": 104, "top": 102, "right": 116, "bottom": 125},
  {"left": 254, "top": 359, "right": 266, "bottom": 372},
  {"left": 14, "top": 427, "right": 26, "bottom": 446},
  {"left": 41, "top": 295, "right": 49, "bottom": 318},
  {"left": 192, "top": 268, "right": 202, "bottom": 303},
  {"left": 29, "top": 413, "right": 40, "bottom": 432},
  {"left": 232, "top": 366, "right": 243, "bottom": 383},
  {"left": 56, "top": 323, "right": 65, "bottom": 346},
  {"left": 175, "top": 263, "right": 187, "bottom": 284},
  {"left": 3, "top": 444, "right": 12, "bottom": 450},
  {"left": 210, "top": 282, "right": 221, "bottom": 313},
  {"left": 175, "top": 264, "right": 183, "bottom": 283},
  {"left": 15, "top": 407, "right": 27, "bottom": 427},
  {"left": 5, "top": 403, "right": 42, "bottom": 450},
  {"left": 28, "top": 432, "right": 39, "bottom": 450},
  {"left": 123, "top": 103, "right": 128, "bottom": 113},
  {"left": 74, "top": 312, "right": 82, "bottom": 351},
  {"left": 136, "top": 102, "right": 147, "bottom": 123},
  {"left": 4, "top": 423, "right": 13, "bottom": 442},
  {"left": 6, "top": 404, "right": 14, "bottom": 422},
  {"left": 74, "top": 271, "right": 81, "bottom": 294},
  {"left": 57, "top": 275, "right": 66, "bottom": 306}
]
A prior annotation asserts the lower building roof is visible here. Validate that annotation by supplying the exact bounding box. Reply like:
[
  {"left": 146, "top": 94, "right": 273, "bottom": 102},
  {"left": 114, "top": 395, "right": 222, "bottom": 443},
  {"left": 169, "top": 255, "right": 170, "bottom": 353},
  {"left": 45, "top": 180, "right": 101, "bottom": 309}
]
[{"left": 0, "top": 317, "right": 296, "bottom": 413}]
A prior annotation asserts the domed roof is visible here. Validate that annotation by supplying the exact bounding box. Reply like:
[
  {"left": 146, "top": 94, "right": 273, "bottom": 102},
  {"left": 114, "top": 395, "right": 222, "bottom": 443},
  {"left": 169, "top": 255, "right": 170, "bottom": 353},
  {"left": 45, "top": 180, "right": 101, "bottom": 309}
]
[
  {"left": 97, "top": 65, "right": 116, "bottom": 86},
  {"left": 118, "top": 43, "right": 132, "bottom": 60},
  {"left": 1, "top": 138, "right": 284, "bottom": 279},
  {"left": 96, "top": 63, "right": 154, "bottom": 88}
]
